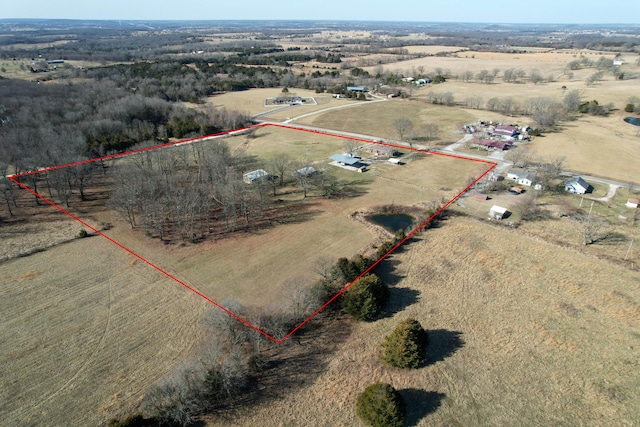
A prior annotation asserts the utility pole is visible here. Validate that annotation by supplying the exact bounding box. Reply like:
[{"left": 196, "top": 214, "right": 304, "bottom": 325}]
[{"left": 624, "top": 240, "right": 634, "bottom": 261}]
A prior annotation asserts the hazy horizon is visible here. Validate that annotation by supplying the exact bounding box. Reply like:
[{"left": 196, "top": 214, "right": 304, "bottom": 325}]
[{"left": 3, "top": 0, "right": 639, "bottom": 25}]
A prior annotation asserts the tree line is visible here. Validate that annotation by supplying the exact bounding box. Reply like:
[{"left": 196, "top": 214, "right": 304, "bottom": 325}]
[{"left": 0, "top": 78, "right": 250, "bottom": 223}]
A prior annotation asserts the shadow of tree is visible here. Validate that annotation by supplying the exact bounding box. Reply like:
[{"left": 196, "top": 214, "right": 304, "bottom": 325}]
[
  {"left": 427, "top": 329, "right": 465, "bottom": 365},
  {"left": 385, "top": 287, "right": 421, "bottom": 318},
  {"left": 399, "top": 389, "right": 446, "bottom": 427},
  {"left": 600, "top": 232, "right": 628, "bottom": 245}
]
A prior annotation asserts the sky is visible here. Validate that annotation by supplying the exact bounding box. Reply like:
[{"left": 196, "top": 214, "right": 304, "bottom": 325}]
[{"left": 2, "top": 0, "right": 639, "bottom": 24}]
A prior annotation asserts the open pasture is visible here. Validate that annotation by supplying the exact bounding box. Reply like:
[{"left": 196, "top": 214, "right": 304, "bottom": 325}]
[
  {"left": 212, "top": 215, "right": 640, "bottom": 426},
  {"left": 368, "top": 49, "right": 621, "bottom": 78},
  {"left": 0, "top": 235, "right": 209, "bottom": 426},
  {"left": 298, "top": 98, "right": 478, "bottom": 143},
  {"left": 0, "top": 124, "right": 489, "bottom": 425},
  {"left": 204, "top": 88, "right": 338, "bottom": 119},
  {"left": 83, "top": 125, "right": 489, "bottom": 315}
]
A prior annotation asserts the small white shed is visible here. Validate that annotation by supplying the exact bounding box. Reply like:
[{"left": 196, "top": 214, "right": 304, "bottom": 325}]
[{"left": 489, "top": 205, "right": 508, "bottom": 220}]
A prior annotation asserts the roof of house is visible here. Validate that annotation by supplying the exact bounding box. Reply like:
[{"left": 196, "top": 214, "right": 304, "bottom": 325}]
[
  {"left": 330, "top": 154, "right": 361, "bottom": 165},
  {"left": 518, "top": 171, "right": 537, "bottom": 182},
  {"left": 627, "top": 198, "right": 640, "bottom": 205},
  {"left": 507, "top": 168, "right": 529, "bottom": 179},
  {"left": 473, "top": 138, "right": 513, "bottom": 150},
  {"left": 296, "top": 166, "right": 317, "bottom": 175},
  {"left": 566, "top": 177, "right": 589, "bottom": 189},
  {"left": 243, "top": 169, "right": 269, "bottom": 180},
  {"left": 490, "top": 205, "right": 508, "bottom": 215},
  {"left": 347, "top": 86, "right": 365, "bottom": 92}
]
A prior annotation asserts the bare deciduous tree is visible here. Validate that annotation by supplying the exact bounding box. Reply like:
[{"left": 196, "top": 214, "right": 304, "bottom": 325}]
[
  {"left": 530, "top": 69, "right": 544, "bottom": 85},
  {"left": 343, "top": 139, "right": 359, "bottom": 157},
  {"left": 536, "top": 156, "right": 565, "bottom": 191},
  {"left": 513, "top": 193, "right": 539, "bottom": 220},
  {"left": 422, "top": 122, "right": 440, "bottom": 142},
  {"left": 268, "top": 153, "right": 291, "bottom": 188},
  {"left": 393, "top": 117, "right": 414, "bottom": 142},
  {"left": 465, "top": 96, "right": 484, "bottom": 109},
  {"left": 563, "top": 89, "right": 582, "bottom": 116},
  {"left": 573, "top": 214, "right": 610, "bottom": 245}
]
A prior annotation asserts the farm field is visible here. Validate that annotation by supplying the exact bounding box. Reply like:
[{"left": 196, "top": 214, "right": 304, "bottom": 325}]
[
  {"left": 82, "top": 125, "right": 489, "bottom": 317},
  {"left": 210, "top": 215, "right": 640, "bottom": 426},
  {"left": 203, "top": 88, "right": 341, "bottom": 119},
  {"left": 298, "top": 99, "right": 479, "bottom": 144},
  {"left": 0, "top": 124, "right": 490, "bottom": 425},
  {"left": 0, "top": 235, "right": 210, "bottom": 426},
  {"left": 367, "top": 50, "right": 630, "bottom": 79}
]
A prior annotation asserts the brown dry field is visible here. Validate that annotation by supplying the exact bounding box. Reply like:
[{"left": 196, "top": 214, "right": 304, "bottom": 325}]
[
  {"left": 203, "top": 88, "right": 342, "bottom": 118},
  {"left": 3, "top": 46, "right": 640, "bottom": 426},
  {"left": 0, "top": 234, "right": 210, "bottom": 425},
  {"left": 298, "top": 98, "right": 485, "bottom": 143},
  {"left": 89, "top": 126, "right": 487, "bottom": 313},
  {"left": 0, "top": 127, "right": 486, "bottom": 425},
  {"left": 399, "top": 45, "right": 470, "bottom": 55},
  {"left": 367, "top": 50, "right": 631, "bottom": 77},
  {"left": 210, "top": 215, "right": 640, "bottom": 427}
]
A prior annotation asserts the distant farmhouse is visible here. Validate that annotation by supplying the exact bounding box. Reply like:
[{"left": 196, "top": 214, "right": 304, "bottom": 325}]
[
  {"left": 296, "top": 166, "right": 317, "bottom": 177},
  {"left": 472, "top": 138, "right": 512, "bottom": 151},
  {"left": 243, "top": 169, "right": 270, "bottom": 184},
  {"left": 564, "top": 177, "right": 591, "bottom": 194},
  {"left": 506, "top": 168, "right": 540, "bottom": 189},
  {"left": 329, "top": 154, "right": 367, "bottom": 172},
  {"left": 493, "top": 125, "right": 519, "bottom": 139},
  {"left": 346, "top": 86, "right": 366, "bottom": 93}
]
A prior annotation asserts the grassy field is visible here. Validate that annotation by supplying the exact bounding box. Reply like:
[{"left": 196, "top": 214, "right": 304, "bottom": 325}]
[
  {"left": 0, "top": 126, "right": 488, "bottom": 425},
  {"left": 0, "top": 235, "right": 209, "bottom": 426},
  {"left": 298, "top": 99, "right": 479, "bottom": 144},
  {"left": 210, "top": 215, "right": 640, "bottom": 426},
  {"left": 203, "top": 88, "right": 343, "bottom": 119},
  {"left": 88, "top": 126, "right": 488, "bottom": 315}
]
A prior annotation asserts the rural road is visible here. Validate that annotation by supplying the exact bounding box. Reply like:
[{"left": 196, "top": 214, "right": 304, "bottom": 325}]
[{"left": 266, "top": 113, "right": 640, "bottom": 195}]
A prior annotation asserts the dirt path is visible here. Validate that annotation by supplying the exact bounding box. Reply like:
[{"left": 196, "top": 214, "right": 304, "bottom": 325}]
[{"left": 586, "top": 184, "right": 619, "bottom": 203}]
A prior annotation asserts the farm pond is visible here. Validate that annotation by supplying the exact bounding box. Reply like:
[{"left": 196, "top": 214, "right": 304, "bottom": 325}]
[{"left": 367, "top": 213, "right": 414, "bottom": 233}]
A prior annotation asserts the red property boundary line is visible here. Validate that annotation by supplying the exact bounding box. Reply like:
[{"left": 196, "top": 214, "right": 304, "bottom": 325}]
[{"left": 7, "top": 123, "right": 497, "bottom": 344}]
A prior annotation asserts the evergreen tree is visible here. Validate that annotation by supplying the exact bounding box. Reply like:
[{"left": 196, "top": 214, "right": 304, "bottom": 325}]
[
  {"left": 356, "top": 382, "right": 406, "bottom": 427},
  {"left": 382, "top": 318, "right": 428, "bottom": 368}
]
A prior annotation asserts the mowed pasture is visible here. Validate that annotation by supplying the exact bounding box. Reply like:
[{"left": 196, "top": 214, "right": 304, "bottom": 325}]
[
  {"left": 298, "top": 98, "right": 480, "bottom": 143},
  {"left": 203, "top": 88, "right": 344, "bottom": 120},
  {"left": 0, "top": 235, "right": 210, "bottom": 426},
  {"left": 211, "top": 216, "right": 640, "bottom": 427}
]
